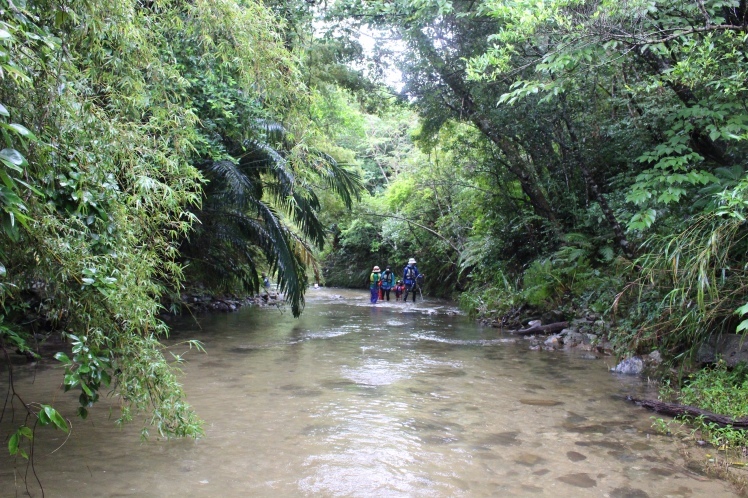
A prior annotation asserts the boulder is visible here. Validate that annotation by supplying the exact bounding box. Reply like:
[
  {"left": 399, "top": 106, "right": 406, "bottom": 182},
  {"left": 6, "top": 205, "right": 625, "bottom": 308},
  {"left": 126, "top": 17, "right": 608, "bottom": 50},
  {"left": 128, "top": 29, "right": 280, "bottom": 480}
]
[
  {"left": 563, "top": 331, "right": 589, "bottom": 349},
  {"left": 544, "top": 335, "right": 561, "bottom": 349},
  {"left": 697, "top": 334, "right": 748, "bottom": 366},
  {"left": 647, "top": 350, "right": 662, "bottom": 365},
  {"left": 541, "top": 310, "right": 565, "bottom": 324},
  {"left": 611, "top": 356, "right": 644, "bottom": 375}
]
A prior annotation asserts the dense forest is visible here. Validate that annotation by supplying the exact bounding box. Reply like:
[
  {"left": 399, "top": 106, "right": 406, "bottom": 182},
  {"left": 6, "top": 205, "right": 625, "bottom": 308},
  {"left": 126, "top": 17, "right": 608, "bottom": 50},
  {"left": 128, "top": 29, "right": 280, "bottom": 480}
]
[{"left": 2, "top": 0, "right": 748, "bottom": 458}]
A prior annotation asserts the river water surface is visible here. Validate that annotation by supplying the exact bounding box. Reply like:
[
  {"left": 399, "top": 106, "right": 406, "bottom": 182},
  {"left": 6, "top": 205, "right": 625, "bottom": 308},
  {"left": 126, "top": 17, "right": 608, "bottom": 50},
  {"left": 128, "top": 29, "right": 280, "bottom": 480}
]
[{"left": 0, "top": 288, "right": 739, "bottom": 497}]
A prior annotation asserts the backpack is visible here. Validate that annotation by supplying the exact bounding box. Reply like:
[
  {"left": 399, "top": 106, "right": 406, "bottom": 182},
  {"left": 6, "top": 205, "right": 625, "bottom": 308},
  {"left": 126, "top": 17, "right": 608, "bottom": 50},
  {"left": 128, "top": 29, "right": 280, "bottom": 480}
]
[
  {"left": 370, "top": 272, "right": 380, "bottom": 284},
  {"left": 405, "top": 266, "right": 415, "bottom": 280},
  {"left": 383, "top": 269, "right": 392, "bottom": 283}
]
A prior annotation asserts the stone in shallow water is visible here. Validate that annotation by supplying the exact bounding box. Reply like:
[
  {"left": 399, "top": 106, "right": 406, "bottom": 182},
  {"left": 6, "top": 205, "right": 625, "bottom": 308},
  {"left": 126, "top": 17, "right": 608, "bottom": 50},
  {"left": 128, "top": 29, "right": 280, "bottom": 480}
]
[
  {"left": 611, "top": 357, "right": 644, "bottom": 374},
  {"left": 575, "top": 440, "right": 627, "bottom": 451},
  {"left": 473, "top": 451, "right": 503, "bottom": 461},
  {"left": 668, "top": 486, "right": 694, "bottom": 496},
  {"left": 610, "top": 486, "right": 650, "bottom": 498},
  {"left": 523, "top": 383, "right": 546, "bottom": 390},
  {"left": 514, "top": 453, "right": 545, "bottom": 466},
  {"left": 566, "top": 450, "right": 587, "bottom": 462},
  {"left": 564, "top": 424, "right": 613, "bottom": 434},
  {"left": 519, "top": 399, "right": 564, "bottom": 406},
  {"left": 532, "top": 469, "right": 550, "bottom": 476},
  {"left": 227, "top": 346, "right": 261, "bottom": 354},
  {"left": 565, "top": 411, "right": 588, "bottom": 423},
  {"left": 480, "top": 431, "right": 521, "bottom": 446},
  {"left": 609, "top": 450, "right": 638, "bottom": 463},
  {"left": 520, "top": 484, "right": 544, "bottom": 494},
  {"left": 630, "top": 442, "right": 653, "bottom": 451},
  {"left": 557, "top": 473, "right": 597, "bottom": 488},
  {"left": 433, "top": 368, "right": 468, "bottom": 377},
  {"left": 421, "top": 435, "right": 460, "bottom": 445},
  {"left": 649, "top": 467, "right": 675, "bottom": 477}
]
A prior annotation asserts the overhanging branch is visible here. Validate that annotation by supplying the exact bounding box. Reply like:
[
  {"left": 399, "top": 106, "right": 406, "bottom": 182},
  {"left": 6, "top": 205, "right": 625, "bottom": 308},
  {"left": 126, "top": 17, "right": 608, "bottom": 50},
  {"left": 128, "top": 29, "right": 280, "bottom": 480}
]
[{"left": 362, "top": 212, "right": 462, "bottom": 254}]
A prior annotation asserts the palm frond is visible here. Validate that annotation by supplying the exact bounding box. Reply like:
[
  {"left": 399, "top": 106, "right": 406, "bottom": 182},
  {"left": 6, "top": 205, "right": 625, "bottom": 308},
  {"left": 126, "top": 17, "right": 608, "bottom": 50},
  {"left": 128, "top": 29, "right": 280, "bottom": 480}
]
[
  {"left": 206, "top": 160, "right": 260, "bottom": 205},
  {"left": 308, "top": 151, "right": 363, "bottom": 210}
]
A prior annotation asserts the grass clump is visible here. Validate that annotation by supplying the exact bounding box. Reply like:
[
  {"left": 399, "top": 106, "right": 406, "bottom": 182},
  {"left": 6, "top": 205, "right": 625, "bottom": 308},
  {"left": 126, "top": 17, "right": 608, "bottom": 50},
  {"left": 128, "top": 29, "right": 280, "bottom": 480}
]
[{"left": 663, "top": 361, "right": 748, "bottom": 449}]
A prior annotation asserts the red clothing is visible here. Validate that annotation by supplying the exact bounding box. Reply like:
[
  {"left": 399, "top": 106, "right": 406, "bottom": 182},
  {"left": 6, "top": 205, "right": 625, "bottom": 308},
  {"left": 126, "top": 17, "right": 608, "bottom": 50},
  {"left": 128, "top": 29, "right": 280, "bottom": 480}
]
[{"left": 394, "top": 284, "right": 405, "bottom": 300}]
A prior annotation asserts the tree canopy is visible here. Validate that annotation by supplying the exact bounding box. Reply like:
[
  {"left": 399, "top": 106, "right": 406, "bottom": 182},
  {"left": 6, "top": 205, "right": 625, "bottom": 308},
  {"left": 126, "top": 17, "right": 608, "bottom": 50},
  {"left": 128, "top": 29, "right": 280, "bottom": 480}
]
[{"left": 4, "top": 0, "right": 748, "bottom": 472}]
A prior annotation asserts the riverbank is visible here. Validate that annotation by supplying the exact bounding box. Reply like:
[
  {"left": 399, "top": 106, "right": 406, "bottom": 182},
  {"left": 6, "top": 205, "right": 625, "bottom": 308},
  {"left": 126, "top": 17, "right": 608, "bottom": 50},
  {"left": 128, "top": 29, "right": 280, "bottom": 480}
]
[{"left": 476, "top": 308, "right": 748, "bottom": 494}]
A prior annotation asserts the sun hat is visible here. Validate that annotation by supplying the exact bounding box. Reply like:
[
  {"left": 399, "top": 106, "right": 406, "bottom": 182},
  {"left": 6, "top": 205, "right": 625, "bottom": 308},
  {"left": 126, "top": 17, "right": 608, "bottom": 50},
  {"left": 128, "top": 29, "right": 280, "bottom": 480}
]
[
  {"left": 408, "top": 258, "right": 416, "bottom": 264},
  {"left": 372, "top": 266, "right": 381, "bottom": 272}
]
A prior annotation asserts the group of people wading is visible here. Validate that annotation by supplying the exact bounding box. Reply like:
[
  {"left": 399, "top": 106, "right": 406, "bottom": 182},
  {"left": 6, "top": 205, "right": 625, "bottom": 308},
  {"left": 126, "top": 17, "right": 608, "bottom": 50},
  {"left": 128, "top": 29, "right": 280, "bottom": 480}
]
[{"left": 369, "top": 258, "right": 423, "bottom": 304}]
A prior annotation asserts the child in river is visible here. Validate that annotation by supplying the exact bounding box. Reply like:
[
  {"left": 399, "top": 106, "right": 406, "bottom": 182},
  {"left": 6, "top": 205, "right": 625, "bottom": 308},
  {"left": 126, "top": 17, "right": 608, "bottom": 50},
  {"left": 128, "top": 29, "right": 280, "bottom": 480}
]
[{"left": 394, "top": 280, "right": 405, "bottom": 301}]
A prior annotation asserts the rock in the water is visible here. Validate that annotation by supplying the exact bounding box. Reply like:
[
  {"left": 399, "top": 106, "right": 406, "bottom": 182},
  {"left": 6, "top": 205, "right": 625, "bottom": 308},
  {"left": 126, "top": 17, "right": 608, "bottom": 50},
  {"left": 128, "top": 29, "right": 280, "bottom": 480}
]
[
  {"left": 611, "top": 357, "right": 644, "bottom": 375},
  {"left": 544, "top": 335, "right": 561, "bottom": 349},
  {"left": 557, "top": 473, "right": 597, "bottom": 488},
  {"left": 563, "top": 331, "right": 588, "bottom": 349},
  {"left": 519, "top": 399, "right": 564, "bottom": 406},
  {"left": 567, "top": 451, "right": 587, "bottom": 462}
]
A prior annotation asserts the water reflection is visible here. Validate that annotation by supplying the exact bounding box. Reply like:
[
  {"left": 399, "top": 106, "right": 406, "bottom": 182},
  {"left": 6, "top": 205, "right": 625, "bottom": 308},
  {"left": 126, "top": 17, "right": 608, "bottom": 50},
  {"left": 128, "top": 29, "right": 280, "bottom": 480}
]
[{"left": 0, "top": 288, "right": 739, "bottom": 497}]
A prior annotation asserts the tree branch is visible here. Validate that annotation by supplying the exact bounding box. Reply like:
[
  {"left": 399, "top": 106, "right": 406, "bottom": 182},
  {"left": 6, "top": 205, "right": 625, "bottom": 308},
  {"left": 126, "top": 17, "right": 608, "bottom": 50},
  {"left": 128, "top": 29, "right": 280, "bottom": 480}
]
[{"left": 362, "top": 212, "right": 462, "bottom": 254}]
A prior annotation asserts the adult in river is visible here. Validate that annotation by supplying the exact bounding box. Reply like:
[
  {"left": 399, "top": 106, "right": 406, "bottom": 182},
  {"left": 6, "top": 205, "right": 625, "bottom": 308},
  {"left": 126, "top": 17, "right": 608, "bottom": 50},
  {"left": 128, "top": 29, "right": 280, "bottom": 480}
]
[
  {"left": 402, "top": 258, "right": 419, "bottom": 303},
  {"left": 262, "top": 273, "right": 271, "bottom": 301},
  {"left": 380, "top": 265, "right": 395, "bottom": 301},
  {"left": 369, "top": 266, "right": 381, "bottom": 304}
]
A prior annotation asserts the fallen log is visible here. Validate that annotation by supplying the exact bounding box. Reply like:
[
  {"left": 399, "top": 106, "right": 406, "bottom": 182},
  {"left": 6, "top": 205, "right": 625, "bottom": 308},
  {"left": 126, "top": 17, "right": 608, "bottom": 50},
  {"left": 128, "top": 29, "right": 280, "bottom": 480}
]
[
  {"left": 508, "top": 321, "right": 569, "bottom": 336},
  {"left": 627, "top": 396, "right": 748, "bottom": 428}
]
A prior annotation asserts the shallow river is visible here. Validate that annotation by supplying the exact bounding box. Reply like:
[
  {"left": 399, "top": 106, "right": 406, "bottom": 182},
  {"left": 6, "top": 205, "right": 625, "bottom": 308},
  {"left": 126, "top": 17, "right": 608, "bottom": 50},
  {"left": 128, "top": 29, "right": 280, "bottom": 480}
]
[{"left": 0, "top": 288, "right": 739, "bottom": 497}]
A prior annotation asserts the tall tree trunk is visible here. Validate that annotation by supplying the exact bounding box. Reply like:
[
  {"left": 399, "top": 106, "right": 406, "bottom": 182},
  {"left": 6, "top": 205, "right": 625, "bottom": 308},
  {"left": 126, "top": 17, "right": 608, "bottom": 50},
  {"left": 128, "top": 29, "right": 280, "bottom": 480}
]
[
  {"left": 560, "top": 113, "right": 635, "bottom": 259},
  {"left": 638, "top": 49, "right": 730, "bottom": 166},
  {"left": 406, "top": 28, "right": 558, "bottom": 224}
]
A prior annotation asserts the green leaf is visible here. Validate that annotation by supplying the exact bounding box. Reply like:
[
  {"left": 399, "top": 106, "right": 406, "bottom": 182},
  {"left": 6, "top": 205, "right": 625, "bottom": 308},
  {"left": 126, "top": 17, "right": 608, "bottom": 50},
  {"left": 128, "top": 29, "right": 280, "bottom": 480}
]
[
  {"left": 5, "top": 123, "right": 36, "bottom": 140},
  {"left": 41, "top": 405, "right": 69, "bottom": 432},
  {"left": 0, "top": 148, "right": 27, "bottom": 170},
  {"left": 54, "top": 352, "right": 71, "bottom": 364},
  {"left": 0, "top": 103, "right": 8, "bottom": 117},
  {"left": 38, "top": 407, "right": 50, "bottom": 425},
  {"left": 736, "top": 303, "right": 748, "bottom": 317},
  {"left": 8, "top": 432, "right": 19, "bottom": 455}
]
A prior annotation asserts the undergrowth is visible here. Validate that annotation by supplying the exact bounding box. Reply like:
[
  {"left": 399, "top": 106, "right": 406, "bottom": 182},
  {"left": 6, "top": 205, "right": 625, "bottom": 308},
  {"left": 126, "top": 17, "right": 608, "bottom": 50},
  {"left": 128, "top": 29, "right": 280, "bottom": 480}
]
[{"left": 657, "top": 361, "right": 748, "bottom": 449}]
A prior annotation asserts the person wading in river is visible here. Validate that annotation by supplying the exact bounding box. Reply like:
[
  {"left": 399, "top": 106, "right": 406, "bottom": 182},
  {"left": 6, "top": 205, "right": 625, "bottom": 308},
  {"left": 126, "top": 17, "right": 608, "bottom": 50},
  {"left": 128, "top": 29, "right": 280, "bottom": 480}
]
[
  {"left": 394, "top": 280, "right": 405, "bottom": 301},
  {"left": 261, "top": 273, "right": 271, "bottom": 301},
  {"left": 369, "top": 266, "right": 381, "bottom": 304},
  {"left": 380, "top": 265, "right": 395, "bottom": 301},
  {"left": 402, "top": 258, "right": 419, "bottom": 303}
]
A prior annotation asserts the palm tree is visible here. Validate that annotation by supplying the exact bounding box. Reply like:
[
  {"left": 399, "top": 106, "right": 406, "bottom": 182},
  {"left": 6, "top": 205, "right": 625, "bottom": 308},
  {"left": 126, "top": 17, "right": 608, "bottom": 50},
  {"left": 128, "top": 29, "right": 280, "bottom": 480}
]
[{"left": 181, "top": 122, "right": 362, "bottom": 316}]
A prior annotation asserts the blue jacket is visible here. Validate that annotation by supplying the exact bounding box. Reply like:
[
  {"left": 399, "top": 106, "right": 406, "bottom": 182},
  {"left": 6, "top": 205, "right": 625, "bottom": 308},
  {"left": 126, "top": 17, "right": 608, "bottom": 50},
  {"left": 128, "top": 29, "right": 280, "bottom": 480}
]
[
  {"left": 381, "top": 269, "right": 395, "bottom": 289},
  {"left": 402, "top": 264, "right": 419, "bottom": 285}
]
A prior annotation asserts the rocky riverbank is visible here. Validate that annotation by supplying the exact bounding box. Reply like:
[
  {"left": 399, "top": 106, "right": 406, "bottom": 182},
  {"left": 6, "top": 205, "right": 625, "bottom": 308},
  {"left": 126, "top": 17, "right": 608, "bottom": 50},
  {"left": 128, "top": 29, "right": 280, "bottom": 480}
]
[
  {"left": 482, "top": 312, "right": 664, "bottom": 376},
  {"left": 164, "top": 291, "right": 282, "bottom": 316}
]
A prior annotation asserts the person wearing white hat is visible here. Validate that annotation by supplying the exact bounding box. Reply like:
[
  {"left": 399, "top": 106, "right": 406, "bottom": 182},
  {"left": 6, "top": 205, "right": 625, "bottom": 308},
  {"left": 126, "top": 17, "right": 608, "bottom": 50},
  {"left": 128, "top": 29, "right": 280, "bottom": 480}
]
[
  {"left": 402, "top": 258, "right": 420, "bottom": 303},
  {"left": 369, "top": 265, "right": 381, "bottom": 304}
]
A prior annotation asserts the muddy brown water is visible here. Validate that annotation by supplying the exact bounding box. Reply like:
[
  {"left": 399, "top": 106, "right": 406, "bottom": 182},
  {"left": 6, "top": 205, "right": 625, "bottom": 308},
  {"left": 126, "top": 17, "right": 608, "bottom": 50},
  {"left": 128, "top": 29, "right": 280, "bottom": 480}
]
[{"left": 0, "top": 288, "right": 739, "bottom": 497}]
